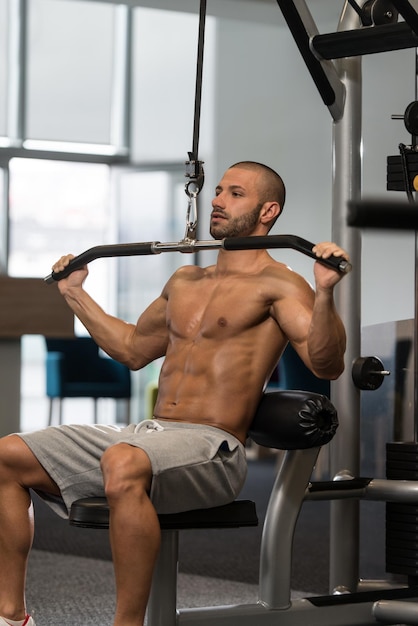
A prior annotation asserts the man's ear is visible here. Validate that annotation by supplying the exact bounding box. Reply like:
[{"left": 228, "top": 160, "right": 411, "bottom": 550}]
[{"left": 260, "top": 201, "right": 281, "bottom": 225}]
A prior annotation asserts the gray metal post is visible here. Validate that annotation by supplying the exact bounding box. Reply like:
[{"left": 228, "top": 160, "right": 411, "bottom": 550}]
[
  {"left": 110, "top": 4, "right": 132, "bottom": 155},
  {"left": 7, "top": 0, "right": 26, "bottom": 146},
  {"left": 147, "top": 530, "right": 179, "bottom": 626},
  {"left": 329, "top": 2, "right": 363, "bottom": 594},
  {"left": 258, "top": 447, "right": 320, "bottom": 609}
]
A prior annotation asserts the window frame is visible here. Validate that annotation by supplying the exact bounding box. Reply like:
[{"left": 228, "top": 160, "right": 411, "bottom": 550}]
[{"left": 1, "top": 0, "right": 132, "bottom": 162}]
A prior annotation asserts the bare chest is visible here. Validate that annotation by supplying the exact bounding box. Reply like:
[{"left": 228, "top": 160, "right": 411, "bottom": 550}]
[{"left": 166, "top": 277, "right": 272, "bottom": 340}]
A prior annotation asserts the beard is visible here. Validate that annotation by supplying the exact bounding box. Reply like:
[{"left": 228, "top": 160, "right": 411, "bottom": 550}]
[{"left": 210, "top": 203, "right": 263, "bottom": 239}]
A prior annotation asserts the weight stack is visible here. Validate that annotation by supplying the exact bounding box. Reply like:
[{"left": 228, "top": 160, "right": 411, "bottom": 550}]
[
  {"left": 387, "top": 154, "right": 418, "bottom": 192},
  {"left": 386, "top": 442, "right": 418, "bottom": 579}
]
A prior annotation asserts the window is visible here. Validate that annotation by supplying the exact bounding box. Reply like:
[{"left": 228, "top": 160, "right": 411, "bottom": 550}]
[
  {"left": 1, "top": 0, "right": 130, "bottom": 155},
  {"left": 0, "top": 0, "right": 206, "bottom": 427},
  {"left": 26, "top": 0, "right": 116, "bottom": 145},
  {"left": 0, "top": 167, "right": 6, "bottom": 273},
  {"left": 0, "top": 2, "right": 8, "bottom": 137},
  {"left": 9, "top": 157, "right": 114, "bottom": 430},
  {"left": 9, "top": 158, "right": 113, "bottom": 311}
]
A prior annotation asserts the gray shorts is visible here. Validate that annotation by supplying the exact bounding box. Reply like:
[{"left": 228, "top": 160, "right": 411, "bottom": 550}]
[{"left": 18, "top": 420, "right": 247, "bottom": 518}]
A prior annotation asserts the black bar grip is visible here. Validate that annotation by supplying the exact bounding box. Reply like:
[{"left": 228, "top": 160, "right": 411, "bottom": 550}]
[
  {"left": 223, "top": 234, "right": 352, "bottom": 274},
  {"left": 44, "top": 241, "right": 159, "bottom": 284},
  {"left": 347, "top": 200, "right": 418, "bottom": 230},
  {"left": 312, "top": 22, "right": 418, "bottom": 60}
]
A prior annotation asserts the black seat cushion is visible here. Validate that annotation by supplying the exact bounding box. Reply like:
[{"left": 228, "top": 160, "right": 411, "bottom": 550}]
[{"left": 70, "top": 497, "right": 258, "bottom": 530}]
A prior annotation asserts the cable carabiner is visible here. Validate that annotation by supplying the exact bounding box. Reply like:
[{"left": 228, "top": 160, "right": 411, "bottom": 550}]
[
  {"left": 184, "top": 188, "right": 199, "bottom": 241},
  {"left": 183, "top": 156, "right": 204, "bottom": 242}
]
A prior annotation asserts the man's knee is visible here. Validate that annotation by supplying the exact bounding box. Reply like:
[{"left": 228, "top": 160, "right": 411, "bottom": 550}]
[
  {"left": 0, "top": 435, "right": 31, "bottom": 473},
  {"left": 101, "top": 443, "right": 152, "bottom": 500},
  {"left": 0, "top": 435, "right": 60, "bottom": 494}
]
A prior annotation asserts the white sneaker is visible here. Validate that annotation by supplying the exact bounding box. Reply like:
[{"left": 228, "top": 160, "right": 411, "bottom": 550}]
[{"left": 0, "top": 616, "right": 36, "bottom": 626}]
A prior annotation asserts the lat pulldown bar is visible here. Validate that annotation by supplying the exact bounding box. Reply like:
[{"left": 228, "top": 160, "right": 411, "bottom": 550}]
[{"left": 44, "top": 234, "right": 352, "bottom": 284}]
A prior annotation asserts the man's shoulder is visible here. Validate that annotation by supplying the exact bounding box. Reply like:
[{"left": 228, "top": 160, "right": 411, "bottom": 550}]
[
  {"left": 259, "top": 257, "right": 299, "bottom": 279},
  {"left": 170, "top": 264, "right": 213, "bottom": 281},
  {"left": 259, "top": 257, "right": 313, "bottom": 295}
]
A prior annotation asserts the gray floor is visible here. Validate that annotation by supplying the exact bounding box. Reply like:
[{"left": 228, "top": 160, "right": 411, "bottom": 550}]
[{"left": 26, "top": 549, "right": 310, "bottom": 626}]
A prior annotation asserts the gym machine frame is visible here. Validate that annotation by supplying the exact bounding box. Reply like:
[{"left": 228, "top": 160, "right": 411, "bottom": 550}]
[{"left": 277, "top": 1, "right": 418, "bottom": 625}]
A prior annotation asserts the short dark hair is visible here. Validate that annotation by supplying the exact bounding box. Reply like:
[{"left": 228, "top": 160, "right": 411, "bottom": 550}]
[{"left": 230, "top": 161, "right": 286, "bottom": 215}]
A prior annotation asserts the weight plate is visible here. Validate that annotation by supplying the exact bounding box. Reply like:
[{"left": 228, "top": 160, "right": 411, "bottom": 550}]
[
  {"left": 387, "top": 450, "right": 418, "bottom": 460},
  {"left": 386, "top": 526, "right": 418, "bottom": 537},
  {"left": 405, "top": 101, "right": 418, "bottom": 135},
  {"left": 386, "top": 516, "right": 418, "bottom": 525},
  {"left": 386, "top": 554, "right": 418, "bottom": 566},
  {"left": 386, "top": 562, "right": 418, "bottom": 575},
  {"left": 386, "top": 459, "right": 418, "bottom": 469},
  {"left": 352, "top": 356, "right": 387, "bottom": 391},
  {"left": 386, "top": 548, "right": 418, "bottom": 560},
  {"left": 386, "top": 521, "right": 418, "bottom": 533},
  {"left": 387, "top": 443, "right": 418, "bottom": 452},
  {"left": 387, "top": 503, "right": 418, "bottom": 515},
  {"left": 386, "top": 535, "right": 418, "bottom": 545},
  {"left": 387, "top": 154, "right": 418, "bottom": 164},
  {"left": 387, "top": 470, "right": 418, "bottom": 480}
]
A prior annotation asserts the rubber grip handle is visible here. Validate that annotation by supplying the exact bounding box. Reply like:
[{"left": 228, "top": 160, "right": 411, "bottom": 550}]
[
  {"left": 347, "top": 200, "right": 418, "bottom": 230},
  {"left": 44, "top": 242, "right": 158, "bottom": 284},
  {"left": 223, "top": 234, "right": 352, "bottom": 274}
]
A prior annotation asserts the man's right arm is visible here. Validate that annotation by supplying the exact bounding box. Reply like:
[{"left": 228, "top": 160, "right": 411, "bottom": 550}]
[{"left": 53, "top": 255, "right": 169, "bottom": 370}]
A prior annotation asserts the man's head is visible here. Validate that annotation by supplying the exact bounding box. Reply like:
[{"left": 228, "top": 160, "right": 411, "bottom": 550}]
[{"left": 210, "top": 161, "right": 286, "bottom": 240}]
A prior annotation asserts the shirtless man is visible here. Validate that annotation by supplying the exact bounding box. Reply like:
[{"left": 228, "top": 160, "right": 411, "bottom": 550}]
[{"left": 0, "top": 161, "right": 348, "bottom": 626}]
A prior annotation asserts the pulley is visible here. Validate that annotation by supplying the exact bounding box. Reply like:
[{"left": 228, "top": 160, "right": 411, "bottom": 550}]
[
  {"left": 362, "top": 0, "right": 398, "bottom": 26},
  {"left": 183, "top": 0, "right": 207, "bottom": 241},
  {"left": 346, "top": 0, "right": 398, "bottom": 26}
]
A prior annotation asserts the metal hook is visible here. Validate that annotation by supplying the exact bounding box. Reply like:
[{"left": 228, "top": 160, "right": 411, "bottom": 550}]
[
  {"left": 184, "top": 189, "right": 198, "bottom": 242},
  {"left": 183, "top": 157, "right": 204, "bottom": 242}
]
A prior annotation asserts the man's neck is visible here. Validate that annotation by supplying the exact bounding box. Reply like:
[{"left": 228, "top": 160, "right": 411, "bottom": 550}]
[{"left": 214, "top": 247, "right": 271, "bottom": 275}]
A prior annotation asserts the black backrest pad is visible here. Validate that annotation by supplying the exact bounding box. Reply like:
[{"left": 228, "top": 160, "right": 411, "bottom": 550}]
[{"left": 248, "top": 390, "right": 338, "bottom": 450}]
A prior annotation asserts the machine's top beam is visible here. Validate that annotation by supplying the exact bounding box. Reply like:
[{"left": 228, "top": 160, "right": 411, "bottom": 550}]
[
  {"left": 275, "top": 0, "right": 346, "bottom": 121},
  {"left": 275, "top": 0, "right": 418, "bottom": 119}
]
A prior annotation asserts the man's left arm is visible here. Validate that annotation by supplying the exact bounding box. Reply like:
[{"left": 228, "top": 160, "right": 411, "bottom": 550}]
[
  {"left": 273, "top": 241, "right": 349, "bottom": 380},
  {"left": 306, "top": 242, "right": 348, "bottom": 379}
]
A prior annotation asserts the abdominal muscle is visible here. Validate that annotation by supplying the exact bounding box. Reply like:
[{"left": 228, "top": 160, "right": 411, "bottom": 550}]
[{"left": 153, "top": 331, "right": 285, "bottom": 444}]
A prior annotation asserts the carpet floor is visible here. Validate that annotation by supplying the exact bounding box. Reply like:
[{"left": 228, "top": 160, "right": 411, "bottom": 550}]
[{"left": 26, "top": 549, "right": 314, "bottom": 626}]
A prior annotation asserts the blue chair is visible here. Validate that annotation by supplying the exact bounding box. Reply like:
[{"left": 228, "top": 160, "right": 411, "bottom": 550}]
[
  {"left": 271, "top": 343, "right": 330, "bottom": 396},
  {"left": 45, "top": 337, "right": 131, "bottom": 426}
]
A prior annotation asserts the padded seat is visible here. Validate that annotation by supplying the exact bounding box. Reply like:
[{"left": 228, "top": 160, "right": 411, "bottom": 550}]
[{"left": 70, "top": 497, "right": 258, "bottom": 530}]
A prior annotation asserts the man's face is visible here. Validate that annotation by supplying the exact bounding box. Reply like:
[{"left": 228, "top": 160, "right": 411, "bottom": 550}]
[{"left": 210, "top": 168, "right": 263, "bottom": 240}]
